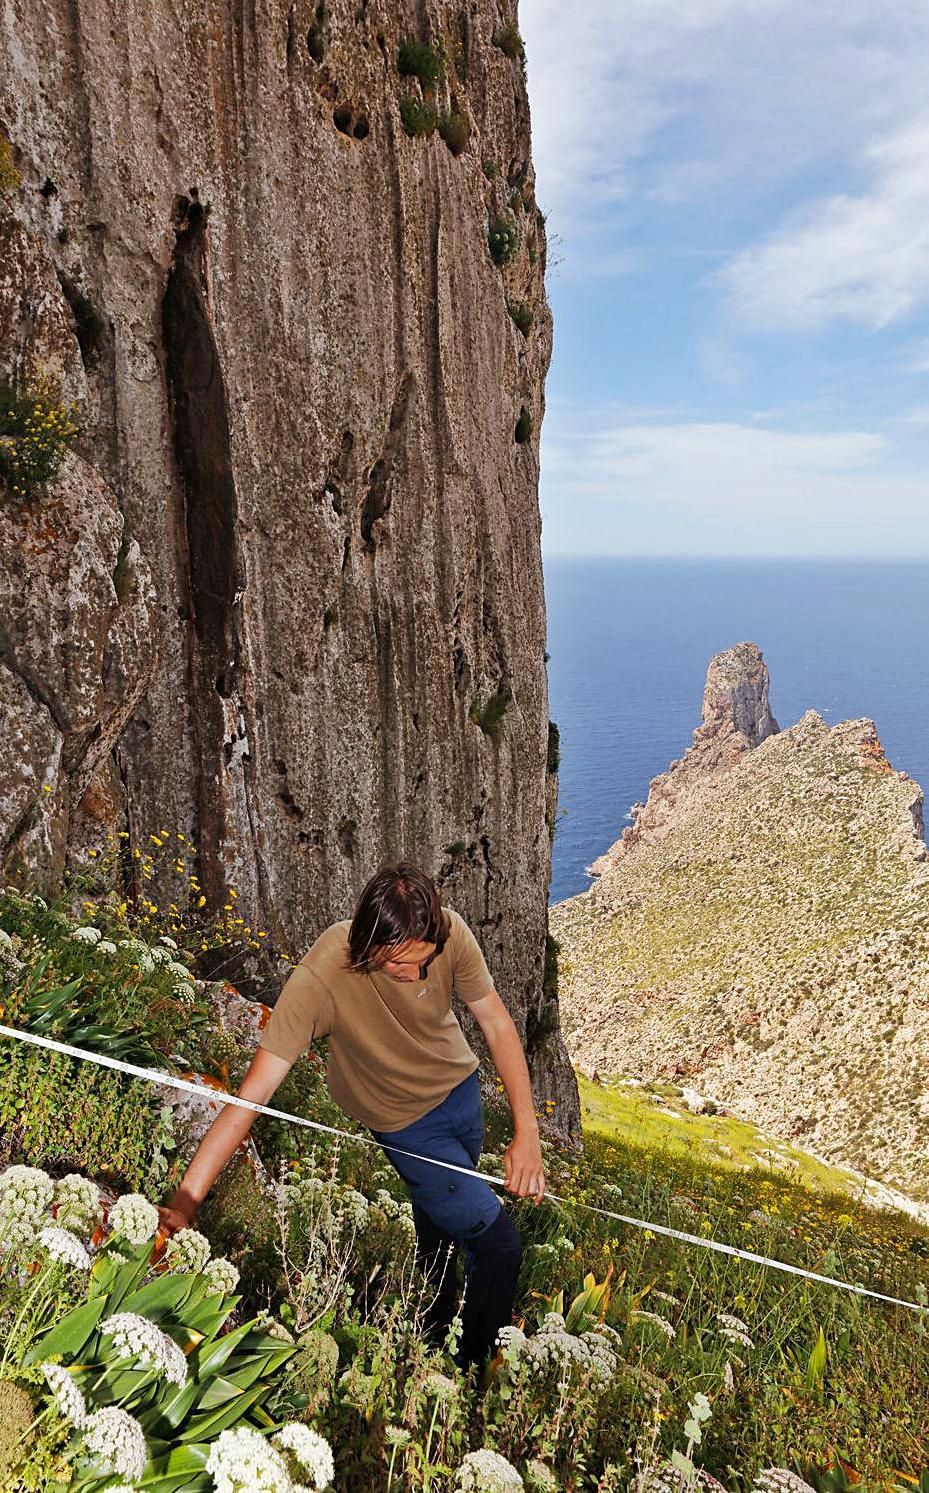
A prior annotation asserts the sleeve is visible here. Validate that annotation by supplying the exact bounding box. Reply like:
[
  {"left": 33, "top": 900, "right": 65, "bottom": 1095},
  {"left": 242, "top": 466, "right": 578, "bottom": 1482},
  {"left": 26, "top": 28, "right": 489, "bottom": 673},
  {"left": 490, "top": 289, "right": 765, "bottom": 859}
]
[
  {"left": 447, "top": 908, "right": 496, "bottom": 1004},
  {"left": 258, "top": 955, "right": 334, "bottom": 1064}
]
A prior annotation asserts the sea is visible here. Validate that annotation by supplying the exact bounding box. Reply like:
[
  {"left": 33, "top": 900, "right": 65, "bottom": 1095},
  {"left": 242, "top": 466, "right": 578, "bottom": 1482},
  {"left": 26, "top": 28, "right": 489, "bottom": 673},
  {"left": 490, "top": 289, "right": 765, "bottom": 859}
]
[{"left": 545, "top": 558, "right": 929, "bottom": 905}]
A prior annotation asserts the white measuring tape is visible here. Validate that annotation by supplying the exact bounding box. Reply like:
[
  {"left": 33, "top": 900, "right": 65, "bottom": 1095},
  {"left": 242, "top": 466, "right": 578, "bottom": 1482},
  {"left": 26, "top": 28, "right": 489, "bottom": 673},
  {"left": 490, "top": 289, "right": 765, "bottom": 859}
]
[{"left": 1, "top": 1022, "right": 926, "bottom": 1315}]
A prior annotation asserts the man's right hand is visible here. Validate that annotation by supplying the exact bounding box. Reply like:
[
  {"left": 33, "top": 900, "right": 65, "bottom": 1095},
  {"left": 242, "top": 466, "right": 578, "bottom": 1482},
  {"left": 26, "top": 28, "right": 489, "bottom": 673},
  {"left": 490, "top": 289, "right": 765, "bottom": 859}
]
[{"left": 156, "top": 1204, "right": 193, "bottom": 1237}]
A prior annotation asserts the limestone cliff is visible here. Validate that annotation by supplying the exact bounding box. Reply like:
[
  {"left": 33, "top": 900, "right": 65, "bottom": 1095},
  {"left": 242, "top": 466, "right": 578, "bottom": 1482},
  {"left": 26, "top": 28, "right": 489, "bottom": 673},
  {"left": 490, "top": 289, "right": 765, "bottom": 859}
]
[
  {"left": 554, "top": 646, "right": 929, "bottom": 1194},
  {"left": 0, "top": 0, "right": 580, "bottom": 1137}
]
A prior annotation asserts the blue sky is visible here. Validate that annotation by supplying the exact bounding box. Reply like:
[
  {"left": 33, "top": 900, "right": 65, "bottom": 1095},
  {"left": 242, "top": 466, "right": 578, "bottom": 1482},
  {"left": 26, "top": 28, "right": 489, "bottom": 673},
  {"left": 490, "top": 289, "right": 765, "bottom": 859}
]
[{"left": 520, "top": 0, "right": 929, "bottom": 557}]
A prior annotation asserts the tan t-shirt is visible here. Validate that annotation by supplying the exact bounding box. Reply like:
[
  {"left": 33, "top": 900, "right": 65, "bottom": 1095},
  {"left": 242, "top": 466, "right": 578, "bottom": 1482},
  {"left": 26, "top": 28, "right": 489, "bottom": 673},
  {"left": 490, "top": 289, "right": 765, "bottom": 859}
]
[{"left": 258, "top": 907, "right": 496, "bottom": 1131}]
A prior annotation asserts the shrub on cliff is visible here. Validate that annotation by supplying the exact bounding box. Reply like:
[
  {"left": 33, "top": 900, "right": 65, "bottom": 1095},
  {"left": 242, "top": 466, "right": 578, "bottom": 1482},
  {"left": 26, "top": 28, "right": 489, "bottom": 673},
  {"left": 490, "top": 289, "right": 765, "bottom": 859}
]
[
  {"left": 0, "top": 379, "right": 79, "bottom": 499},
  {"left": 397, "top": 38, "right": 444, "bottom": 90},
  {"left": 492, "top": 24, "right": 526, "bottom": 68},
  {"left": 488, "top": 216, "right": 520, "bottom": 266},
  {"left": 439, "top": 109, "right": 471, "bottom": 156},
  {"left": 400, "top": 94, "right": 439, "bottom": 138}
]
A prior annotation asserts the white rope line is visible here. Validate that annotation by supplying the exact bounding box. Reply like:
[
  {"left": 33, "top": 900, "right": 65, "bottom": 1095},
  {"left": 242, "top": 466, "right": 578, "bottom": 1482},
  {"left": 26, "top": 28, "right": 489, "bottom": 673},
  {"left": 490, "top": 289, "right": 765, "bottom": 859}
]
[{"left": 1, "top": 1023, "right": 926, "bottom": 1315}]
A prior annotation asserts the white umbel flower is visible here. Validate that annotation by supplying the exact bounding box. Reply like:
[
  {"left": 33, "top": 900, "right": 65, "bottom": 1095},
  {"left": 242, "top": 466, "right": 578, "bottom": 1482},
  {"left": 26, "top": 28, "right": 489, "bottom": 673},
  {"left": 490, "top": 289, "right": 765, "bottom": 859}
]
[
  {"left": 273, "top": 1423, "right": 335, "bottom": 1488},
  {"left": 37, "top": 1226, "right": 91, "bottom": 1270},
  {"left": 42, "top": 1362, "right": 88, "bottom": 1426},
  {"left": 0, "top": 1165, "right": 53, "bottom": 1250},
  {"left": 0, "top": 1164, "right": 54, "bottom": 1217},
  {"left": 163, "top": 1227, "right": 211, "bottom": 1274},
  {"left": 205, "top": 1425, "right": 294, "bottom": 1492},
  {"left": 54, "top": 1173, "right": 103, "bottom": 1232},
  {"left": 455, "top": 1449, "right": 524, "bottom": 1490},
  {"left": 96, "top": 939, "right": 118, "bottom": 955},
  {"left": 107, "top": 1193, "right": 159, "bottom": 1247},
  {"left": 496, "top": 1324, "right": 527, "bottom": 1361},
  {"left": 753, "top": 1473, "right": 818, "bottom": 1493},
  {"left": 716, "top": 1311, "right": 754, "bottom": 1349},
  {"left": 83, "top": 1406, "right": 147, "bottom": 1480},
  {"left": 422, "top": 1371, "right": 459, "bottom": 1403},
  {"left": 158, "top": 935, "right": 178, "bottom": 949},
  {"left": 101, "top": 1313, "right": 188, "bottom": 1385},
  {"left": 631, "top": 1309, "right": 677, "bottom": 1342},
  {"left": 204, "top": 1257, "right": 240, "bottom": 1295},
  {"left": 71, "top": 925, "right": 102, "bottom": 944}
]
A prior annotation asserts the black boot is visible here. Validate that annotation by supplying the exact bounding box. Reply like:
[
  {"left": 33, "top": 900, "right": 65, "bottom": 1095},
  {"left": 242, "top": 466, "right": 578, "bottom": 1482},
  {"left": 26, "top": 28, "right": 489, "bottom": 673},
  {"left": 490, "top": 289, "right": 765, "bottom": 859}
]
[{"left": 455, "top": 1207, "right": 523, "bottom": 1372}]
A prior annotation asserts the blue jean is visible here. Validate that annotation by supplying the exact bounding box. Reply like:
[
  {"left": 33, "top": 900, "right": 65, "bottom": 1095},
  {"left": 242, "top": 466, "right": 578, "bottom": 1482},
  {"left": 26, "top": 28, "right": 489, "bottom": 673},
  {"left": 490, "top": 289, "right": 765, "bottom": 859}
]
[
  {"left": 371, "top": 1069, "right": 520, "bottom": 1363},
  {"left": 370, "top": 1069, "right": 502, "bottom": 1247}
]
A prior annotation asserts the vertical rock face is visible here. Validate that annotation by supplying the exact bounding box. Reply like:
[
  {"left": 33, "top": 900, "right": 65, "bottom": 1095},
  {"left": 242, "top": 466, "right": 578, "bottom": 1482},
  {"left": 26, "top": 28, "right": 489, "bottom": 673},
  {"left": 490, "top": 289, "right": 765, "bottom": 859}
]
[
  {"left": 589, "top": 642, "right": 779, "bottom": 875},
  {"left": 0, "top": 1, "right": 580, "bottom": 1137}
]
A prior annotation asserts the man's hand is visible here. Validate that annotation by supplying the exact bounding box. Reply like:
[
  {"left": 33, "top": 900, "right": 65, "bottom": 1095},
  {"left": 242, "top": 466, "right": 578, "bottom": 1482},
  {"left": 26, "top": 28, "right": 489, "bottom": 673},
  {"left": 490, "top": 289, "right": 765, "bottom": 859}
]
[
  {"left": 156, "top": 1203, "right": 194, "bottom": 1238},
  {"left": 503, "top": 1131, "right": 547, "bottom": 1204}
]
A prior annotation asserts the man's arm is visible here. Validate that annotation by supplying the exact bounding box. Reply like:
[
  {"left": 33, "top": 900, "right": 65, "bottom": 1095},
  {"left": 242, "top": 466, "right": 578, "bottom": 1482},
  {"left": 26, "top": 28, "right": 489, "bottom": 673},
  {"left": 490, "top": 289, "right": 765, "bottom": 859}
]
[
  {"left": 467, "top": 988, "right": 546, "bottom": 1204},
  {"left": 159, "top": 1047, "right": 293, "bottom": 1233}
]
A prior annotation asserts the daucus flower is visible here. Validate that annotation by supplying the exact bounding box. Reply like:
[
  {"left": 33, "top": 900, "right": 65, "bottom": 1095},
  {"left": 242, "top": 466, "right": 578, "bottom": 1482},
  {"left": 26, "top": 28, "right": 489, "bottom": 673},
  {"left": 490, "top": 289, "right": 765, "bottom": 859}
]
[
  {"left": 83, "top": 1406, "right": 147, "bottom": 1480},
  {"left": 631, "top": 1309, "right": 677, "bottom": 1342},
  {"left": 273, "top": 1422, "right": 335, "bottom": 1488},
  {"left": 0, "top": 1164, "right": 53, "bottom": 1219},
  {"left": 42, "top": 1362, "right": 88, "bottom": 1426},
  {"left": 753, "top": 1474, "right": 818, "bottom": 1493},
  {"left": 101, "top": 1313, "right": 188, "bottom": 1385},
  {"left": 163, "top": 1226, "right": 211, "bottom": 1274},
  {"left": 204, "top": 1257, "right": 240, "bottom": 1295},
  {"left": 96, "top": 939, "right": 118, "bottom": 955},
  {"left": 107, "top": 1193, "right": 159, "bottom": 1247},
  {"left": 455, "top": 1449, "right": 524, "bottom": 1490},
  {"left": 70, "top": 925, "right": 102, "bottom": 944},
  {"left": 422, "top": 1371, "right": 459, "bottom": 1402},
  {"left": 716, "top": 1311, "right": 754, "bottom": 1349},
  {"left": 206, "top": 1425, "right": 293, "bottom": 1492},
  {"left": 37, "top": 1226, "right": 91, "bottom": 1270},
  {"left": 384, "top": 1425, "right": 412, "bottom": 1447},
  {"left": 54, "top": 1173, "right": 102, "bottom": 1232},
  {"left": 496, "top": 1324, "right": 527, "bottom": 1360},
  {"left": 525, "top": 1462, "right": 559, "bottom": 1491}
]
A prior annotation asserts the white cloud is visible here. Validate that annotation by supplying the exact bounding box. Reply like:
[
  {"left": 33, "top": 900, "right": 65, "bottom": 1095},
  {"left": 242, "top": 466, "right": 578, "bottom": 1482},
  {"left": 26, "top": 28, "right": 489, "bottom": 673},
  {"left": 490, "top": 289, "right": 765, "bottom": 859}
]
[
  {"left": 540, "top": 414, "right": 929, "bottom": 555},
  {"left": 521, "top": 0, "right": 929, "bottom": 229},
  {"left": 721, "top": 118, "right": 929, "bottom": 330}
]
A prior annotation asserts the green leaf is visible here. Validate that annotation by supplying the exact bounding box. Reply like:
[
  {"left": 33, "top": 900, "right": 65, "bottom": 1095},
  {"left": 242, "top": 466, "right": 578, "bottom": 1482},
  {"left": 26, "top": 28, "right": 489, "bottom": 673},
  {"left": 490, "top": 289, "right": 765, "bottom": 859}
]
[
  {"left": 121, "top": 1274, "right": 195, "bottom": 1320},
  {"left": 180, "top": 1381, "right": 269, "bottom": 1440},
  {"left": 191, "top": 1320, "right": 256, "bottom": 1378},
  {"left": 806, "top": 1327, "right": 828, "bottom": 1392},
  {"left": 138, "top": 1377, "right": 201, "bottom": 1435},
  {"left": 24, "top": 1296, "right": 105, "bottom": 1364},
  {"left": 194, "top": 1374, "right": 242, "bottom": 1411}
]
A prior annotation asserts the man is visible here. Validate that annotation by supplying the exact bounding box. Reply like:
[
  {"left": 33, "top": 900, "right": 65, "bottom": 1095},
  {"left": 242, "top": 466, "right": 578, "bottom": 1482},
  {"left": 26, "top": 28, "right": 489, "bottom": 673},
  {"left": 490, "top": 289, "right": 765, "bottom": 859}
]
[{"left": 159, "top": 863, "right": 547, "bottom": 1370}]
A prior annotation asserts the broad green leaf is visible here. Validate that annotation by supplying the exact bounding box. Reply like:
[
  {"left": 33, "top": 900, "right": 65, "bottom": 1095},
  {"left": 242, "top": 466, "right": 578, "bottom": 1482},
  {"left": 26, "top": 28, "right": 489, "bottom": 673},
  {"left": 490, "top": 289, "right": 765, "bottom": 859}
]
[
  {"left": 122, "top": 1274, "right": 195, "bottom": 1320},
  {"left": 24, "top": 1296, "right": 105, "bottom": 1364},
  {"left": 180, "top": 1381, "right": 269, "bottom": 1440},
  {"left": 191, "top": 1320, "right": 256, "bottom": 1378},
  {"left": 138, "top": 1377, "right": 201, "bottom": 1435}
]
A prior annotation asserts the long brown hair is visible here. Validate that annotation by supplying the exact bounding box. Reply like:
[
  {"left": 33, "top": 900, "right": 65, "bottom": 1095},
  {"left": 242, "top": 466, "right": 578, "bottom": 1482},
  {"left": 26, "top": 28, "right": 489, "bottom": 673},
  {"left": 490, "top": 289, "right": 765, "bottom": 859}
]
[{"left": 347, "top": 863, "right": 450, "bottom": 972}]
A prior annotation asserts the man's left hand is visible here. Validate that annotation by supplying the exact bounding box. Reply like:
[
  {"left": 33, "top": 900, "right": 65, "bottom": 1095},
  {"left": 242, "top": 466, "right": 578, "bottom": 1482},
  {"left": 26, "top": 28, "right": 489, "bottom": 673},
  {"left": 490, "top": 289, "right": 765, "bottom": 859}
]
[{"left": 503, "top": 1131, "right": 547, "bottom": 1204}]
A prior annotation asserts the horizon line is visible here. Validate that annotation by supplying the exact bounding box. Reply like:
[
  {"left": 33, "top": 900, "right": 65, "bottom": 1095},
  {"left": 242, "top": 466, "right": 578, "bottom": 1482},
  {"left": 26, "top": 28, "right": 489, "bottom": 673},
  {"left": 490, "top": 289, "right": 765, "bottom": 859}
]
[{"left": 542, "top": 551, "right": 929, "bottom": 563}]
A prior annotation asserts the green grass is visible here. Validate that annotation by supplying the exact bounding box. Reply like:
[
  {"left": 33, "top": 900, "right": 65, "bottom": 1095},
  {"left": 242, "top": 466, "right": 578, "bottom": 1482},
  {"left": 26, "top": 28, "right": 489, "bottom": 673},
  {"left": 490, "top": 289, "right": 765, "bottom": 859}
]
[{"left": 577, "top": 1074, "right": 879, "bottom": 1201}]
